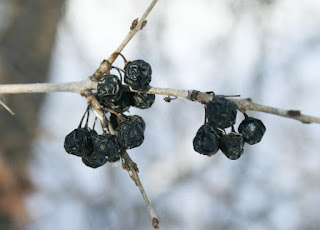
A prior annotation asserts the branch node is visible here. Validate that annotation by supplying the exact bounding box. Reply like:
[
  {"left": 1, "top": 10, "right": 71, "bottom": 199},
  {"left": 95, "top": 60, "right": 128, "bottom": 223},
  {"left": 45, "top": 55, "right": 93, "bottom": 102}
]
[
  {"left": 141, "top": 20, "right": 148, "bottom": 30},
  {"left": 152, "top": 218, "right": 160, "bottom": 229},
  {"left": 130, "top": 18, "right": 139, "bottom": 30},
  {"left": 287, "top": 110, "right": 301, "bottom": 116},
  {"left": 187, "top": 90, "right": 200, "bottom": 101}
]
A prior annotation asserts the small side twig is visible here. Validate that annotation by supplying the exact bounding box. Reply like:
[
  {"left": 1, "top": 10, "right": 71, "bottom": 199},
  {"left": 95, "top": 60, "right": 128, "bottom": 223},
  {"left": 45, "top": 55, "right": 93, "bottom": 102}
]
[
  {"left": 0, "top": 98, "right": 15, "bottom": 115},
  {"left": 91, "top": 0, "right": 159, "bottom": 80},
  {"left": 121, "top": 151, "right": 159, "bottom": 229}
]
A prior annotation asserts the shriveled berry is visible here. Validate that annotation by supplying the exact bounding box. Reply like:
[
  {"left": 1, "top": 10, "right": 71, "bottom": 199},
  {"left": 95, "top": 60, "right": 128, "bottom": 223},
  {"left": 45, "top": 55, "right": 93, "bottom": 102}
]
[
  {"left": 116, "top": 115, "right": 145, "bottom": 149},
  {"left": 82, "top": 152, "right": 107, "bottom": 168},
  {"left": 220, "top": 132, "right": 244, "bottom": 160},
  {"left": 64, "top": 128, "right": 93, "bottom": 157},
  {"left": 97, "top": 74, "right": 122, "bottom": 102},
  {"left": 100, "top": 91, "right": 134, "bottom": 113},
  {"left": 206, "top": 97, "right": 238, "bottom": 129},
  {"left": 193, "top": 124, "right": 220, "bottom": 156},
  {"left": 129, "top": 115, "right": 145, "bottom": 131},
  {"left": 132, "top": 93, "right": 155, "bottom": 109},
  {"left": 124, "top": 60, "right": 152, "bottom": 90},
  {"left": 93, "top": 134, "right": 120, "bottom": 162},
  {"left": 238, "top": 116, "right": 266, "bottom": 145}
]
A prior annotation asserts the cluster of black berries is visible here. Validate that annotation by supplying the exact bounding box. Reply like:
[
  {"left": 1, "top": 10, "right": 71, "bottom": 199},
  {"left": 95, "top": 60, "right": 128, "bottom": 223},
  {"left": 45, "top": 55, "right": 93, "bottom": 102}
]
[
  {"left": 193, "top": 97, "right": 266, "bottom": 160},
  {"left": 64, "top": 58, "right": 155, "bottom": 168}
]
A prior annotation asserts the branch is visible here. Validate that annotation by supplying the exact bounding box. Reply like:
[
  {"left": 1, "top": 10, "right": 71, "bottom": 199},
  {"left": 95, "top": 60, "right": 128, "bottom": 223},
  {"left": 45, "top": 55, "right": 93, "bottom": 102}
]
[
  {"left": 0, "top": 80, "right": 95, "bottom": 94},
  {"left": 91, "top": 0, "right": 159, "bottom": 80},
  {"left": 121, "top": 151, "right": 159, "bottom": 229},
  {"left": 1, "top": 81, "right": 319, "bottom": 124}
]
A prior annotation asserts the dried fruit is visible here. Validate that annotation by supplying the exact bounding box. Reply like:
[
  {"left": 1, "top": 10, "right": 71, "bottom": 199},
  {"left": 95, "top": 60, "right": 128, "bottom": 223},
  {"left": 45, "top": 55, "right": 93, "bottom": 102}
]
[
  {"left": 93, "top": 134, "right": 121, "bottom": 161},
  {"left": 238, "top": 115, "right": 266, "bottom": 145},
  {"left": 64, "top": 128, "right": 94, "bottom": 157},
  {"left": 100, "top": 91, "right": 134, "bottom": 113},
  {"left": 97, "top": 74, "right": 122, "bottom": 102},
  {"left": 82, "top": 152, "right": 107, "bottom": 168},
  {"left": 124, "top": 60, "right": 152, "bottom": 90},
  {"left": 133, "top": 92, "right": 155, "bottom": 109},
  {"left": 219, "top": 132, "right": 245, "bottom": 160},
  {"left": 205, "top": 97, "right": 238, "bottom": 129},
  {"left": 116, "top": 115, "right": 145, "bottom": 149},
  {"left": 193, "top": 124, "right": 220, "bottom": 156}
]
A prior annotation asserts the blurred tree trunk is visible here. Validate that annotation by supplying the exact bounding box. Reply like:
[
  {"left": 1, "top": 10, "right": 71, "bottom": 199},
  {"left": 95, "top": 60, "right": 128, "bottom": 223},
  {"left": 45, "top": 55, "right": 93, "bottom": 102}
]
[{"left": 0, "top": 0, "right": 65, "bottom": 229}]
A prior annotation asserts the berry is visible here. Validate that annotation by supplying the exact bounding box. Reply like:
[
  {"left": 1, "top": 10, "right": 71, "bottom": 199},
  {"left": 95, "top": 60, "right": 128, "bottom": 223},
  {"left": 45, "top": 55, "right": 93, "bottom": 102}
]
[
  {"left": 132, "top": 93, "right": 155, "bottom": 109},
  {"left": 100, "top": 91, "right": 134, "bottom": 113},
  {"left": 116, "top": 115, "right": 145, "bottom": 149},
  {"left": 238, "top": 116, "right": 266, "bottom": 145},
  {"left": 64, "top": 128, "right": 94, "bottom": 157},
  {"left": 82, "top": 152, "right": 107, "bottom": 168},
  {"left": 193, "top": 124, "right": 220, "bottom": 156},
  {"left": 124, "top": 60, "right": 152, "bottom": 90},
  {"left": 219, "top": 132, "right": 245, "bottom": 160},
  {"left": 205, "top": 97, "right": 238, "bottom": 129},
  {"left": 97, "top": 74, "right": 122, "bottom": 102},
  {"left": 129, "top": 115, "right": 145, "bottom": 131},
  {"left": 93, "top": 134, "right": 121, "bottom": 161}
]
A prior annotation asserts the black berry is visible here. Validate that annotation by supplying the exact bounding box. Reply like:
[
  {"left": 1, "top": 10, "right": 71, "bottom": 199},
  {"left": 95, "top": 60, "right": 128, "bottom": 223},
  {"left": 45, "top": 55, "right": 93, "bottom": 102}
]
[
  {"left": 193, "top": 124, "right": 220, "bottom": 156},
  {"left": 132, "top": 93, "right": 155, "bottom": 109},
  {"left": 220, "top": 132, "right": 245, "bottom": 160},
  {"left": 116, "top": 115, "right": 145, "bottom": 149},
  {"left": 238, "top": 116, "right": 266, "bottom": 145},
  {"left": 82, "top": 152, "right": 107, "bottom": 168},
  {"left": 124, "top": 60, "right": 152, "bottom": 90},
  {"left": 97, "top": 74, "right": 122, "bottom": 102},
  {"left": 100, "top": 91, "right": 134, "bottom": 113},
  {"left": 64, "top": 128, "right": 94, "bottom": 157},
  {"left": 205, "top": 97, "right": 238, "bottom": 129},
  {"left": 93, "top": 134, "right": 121, "bottom": 161}
]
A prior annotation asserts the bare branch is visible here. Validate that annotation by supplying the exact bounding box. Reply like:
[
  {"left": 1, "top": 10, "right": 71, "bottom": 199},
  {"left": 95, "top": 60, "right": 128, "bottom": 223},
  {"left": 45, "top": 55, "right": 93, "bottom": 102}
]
[
  {"left": 91, "top": 0, "right": 159, "bottom": 80},
  {"left": 0, "top": 80, "right": 95, "bottom": 94},
  {"left": 1, "top": 81, "right": 319, "bottom": 124},
  {"left": 121, "top": 151, "right": 159, "bottom": 229}
]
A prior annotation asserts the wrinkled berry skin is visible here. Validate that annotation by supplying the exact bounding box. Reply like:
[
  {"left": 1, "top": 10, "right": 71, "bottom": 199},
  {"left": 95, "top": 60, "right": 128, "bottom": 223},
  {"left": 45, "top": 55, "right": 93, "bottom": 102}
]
[
  {"left": 116, "top": 115, "right": 145, "bottom": 149},
  {"left": 93, "top": 134, "right": 121, "bottom": 161},
  {"left": 82, "top": 152, "right": 107, "bottom": 168},
  {"left": 238, "top": 117, "right": 266, "bottom": 145},
  {"left": 206, "top": 97, "right": 238, "bottom": 129},
  {"left": 220, "top": 133, "right": 245, "bottom": 160},
  {"left": 133, "top": 93, "right": 155, "bottom": 109},
  {"left": 100, "top": 91, "right": 134, "bottom": 113},
  {"left": 124, "top": 60, "right": 152, "bottom": 90},
  {"left": 97, "top": 74, "right": 122, "bottom": 102},
  {"left": 193, "top": 124, "right": 220, "bottom": 156},
  {"left": 64, "top": 128, "right": 93, "bottom": 157}
]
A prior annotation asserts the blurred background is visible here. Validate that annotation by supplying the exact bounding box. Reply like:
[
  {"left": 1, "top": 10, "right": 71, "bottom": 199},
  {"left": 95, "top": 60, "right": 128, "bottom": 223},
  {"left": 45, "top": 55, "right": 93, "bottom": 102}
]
[{"left": 0, "top": 0, "right": 320, "bottom": 229}]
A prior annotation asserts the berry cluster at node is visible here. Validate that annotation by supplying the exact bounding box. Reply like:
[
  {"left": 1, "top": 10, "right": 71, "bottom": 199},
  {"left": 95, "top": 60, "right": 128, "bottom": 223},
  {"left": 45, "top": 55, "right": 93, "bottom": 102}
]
[
  {"left": 193, "top": 97, "right": 266, "bottom": 160},
  {"left": 64, "top": 57, "right": 155, "bottom": 168}
]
